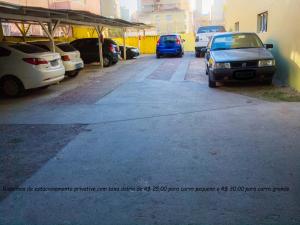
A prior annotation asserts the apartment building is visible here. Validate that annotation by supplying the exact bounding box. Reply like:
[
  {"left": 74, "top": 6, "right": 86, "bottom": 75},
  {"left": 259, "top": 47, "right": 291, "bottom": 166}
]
[
  {"left": 193, "top": 0, "right": 225, "bottom": 33},
  {"left": 1, "top": 0, "right": 101, "bottom": 37},
  {"left": 224, "top": 0, "right": 300, "bottom": 91},
  {"left": 100, "top": 0, "right": 120, "bottom": 18},
  {"left": 3, "top": 0, "right": 101, "bottom": 14},
  {"left": 137, "top": 0, "right": 193, "bottom": 34}
]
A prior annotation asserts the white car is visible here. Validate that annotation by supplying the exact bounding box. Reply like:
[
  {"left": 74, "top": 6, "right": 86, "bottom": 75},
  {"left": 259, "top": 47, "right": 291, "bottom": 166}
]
[
  {"left": 0, "top": 42, "right": 65, "bottom": 97},
  {"left": 31, "top": 41, "right": 84, "bottom": 77},
  {"left": 195, "top": 25, "right": 226, "bottom": 58}
]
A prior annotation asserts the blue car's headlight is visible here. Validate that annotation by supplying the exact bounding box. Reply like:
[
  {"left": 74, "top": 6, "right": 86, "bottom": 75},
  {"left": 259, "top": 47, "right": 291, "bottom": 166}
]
[
  {"left": 258, "top": 59, "right": 275, "bottom": 67},
  {"left": 213, "top": 62, "right": 231, "bottom": 69}
]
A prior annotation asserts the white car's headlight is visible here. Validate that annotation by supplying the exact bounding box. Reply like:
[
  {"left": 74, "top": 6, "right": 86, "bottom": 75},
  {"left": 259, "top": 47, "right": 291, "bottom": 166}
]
[
  {"left": 213, "top": 62, "right": 231, "bottom": 69},
  {"left": 258, "top": 59, "right": 275, "bottom": 67}
]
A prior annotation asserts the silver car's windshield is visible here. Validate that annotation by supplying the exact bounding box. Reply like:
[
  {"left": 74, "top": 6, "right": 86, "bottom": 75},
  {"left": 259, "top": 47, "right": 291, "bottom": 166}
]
[{"left": 211, "top": 33, "right": 264, "bottom": 51}]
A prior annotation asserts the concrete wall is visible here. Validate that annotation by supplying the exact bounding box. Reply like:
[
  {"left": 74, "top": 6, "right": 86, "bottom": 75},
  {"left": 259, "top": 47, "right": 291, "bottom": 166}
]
[{"left": 224, "top": 0, "right": 300, "bottom": 91}]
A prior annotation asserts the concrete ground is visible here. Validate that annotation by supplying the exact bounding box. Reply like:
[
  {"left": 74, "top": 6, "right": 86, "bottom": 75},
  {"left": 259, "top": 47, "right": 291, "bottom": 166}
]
[{"left": 0, "top": 53, "right": 300, "bottom": 225}]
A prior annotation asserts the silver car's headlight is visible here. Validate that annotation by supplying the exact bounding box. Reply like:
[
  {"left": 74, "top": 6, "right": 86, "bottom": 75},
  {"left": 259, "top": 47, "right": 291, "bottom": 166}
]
[
  {"left": 258, "top": 59, "right": 275, "bottom": 67},
  {"left": 213, "top": 62, "right": 231, "bottom": 69}
]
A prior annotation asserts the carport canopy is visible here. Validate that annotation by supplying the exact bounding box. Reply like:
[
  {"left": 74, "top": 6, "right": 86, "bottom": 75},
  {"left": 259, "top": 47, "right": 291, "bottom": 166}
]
[{"left": 0, "top": 1, "right": 152, "bottom": 66}]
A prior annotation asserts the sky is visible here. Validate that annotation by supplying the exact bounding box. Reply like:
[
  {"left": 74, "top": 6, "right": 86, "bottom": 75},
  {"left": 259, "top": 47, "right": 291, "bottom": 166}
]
[{"left": 119, "top": 0, "right": 213, "bottom": 15}]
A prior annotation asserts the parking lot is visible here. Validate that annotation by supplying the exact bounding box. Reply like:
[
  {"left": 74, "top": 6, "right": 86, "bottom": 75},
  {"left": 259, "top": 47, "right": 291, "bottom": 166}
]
[{"left": 1, "top": 53, "right": 300, "bottom": 225}]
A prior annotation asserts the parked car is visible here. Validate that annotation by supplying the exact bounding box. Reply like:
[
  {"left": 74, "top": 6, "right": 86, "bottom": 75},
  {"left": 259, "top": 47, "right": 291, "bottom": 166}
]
[
  {"left": 30, "top": 41, "right": 84, "bottom": 77},
  {"left": 119, "top": 45, "right": 140, "bottom": 59},
  {"left": 156, "top": 34, "right": 184, "bottom": 58},
  {"left": 71, "top": 38, "right": 119, "bottom": 67},
  {"left": 203, "top": 32, "right": 276, "bottom": 88},
  {"left": 0, "top": 42, "right": 65, "bottom": 97},
  {"left": 195, "top": 25, "right": 226, "bottom": 58}
]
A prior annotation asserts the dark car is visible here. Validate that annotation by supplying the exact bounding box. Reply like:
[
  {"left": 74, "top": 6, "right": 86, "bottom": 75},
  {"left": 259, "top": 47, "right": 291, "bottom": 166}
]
[
  {"left": 70, "top": 38, "right": 119, "bottom": 67},
  {"left": 203, "top": 32, "right": 276, "bottom": 88},
  {"left": 156, "top": 34, "right": 184, "bottom": 58},
  {"left": 119, "top": 45, "right": 140, "bottom": 59}
]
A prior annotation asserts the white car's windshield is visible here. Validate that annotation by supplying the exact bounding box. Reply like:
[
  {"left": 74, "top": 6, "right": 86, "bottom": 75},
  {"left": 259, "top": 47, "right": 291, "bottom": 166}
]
[{"left": 211, "top": 33, "right": 264, "bottom": 51}]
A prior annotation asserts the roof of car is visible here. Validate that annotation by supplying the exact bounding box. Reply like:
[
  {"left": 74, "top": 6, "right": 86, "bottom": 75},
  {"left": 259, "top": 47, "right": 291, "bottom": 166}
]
[
  {"left": 213, "top": 32, "right": 257, "bottom": 37},
  {"left": 160, "top": 34, "right": 180, "bottom": 36}
]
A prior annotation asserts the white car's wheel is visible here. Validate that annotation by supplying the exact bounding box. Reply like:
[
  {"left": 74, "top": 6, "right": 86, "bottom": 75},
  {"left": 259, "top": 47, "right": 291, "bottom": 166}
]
[{"left": 0, "top": 77, "right": 24, "bottom": 97}]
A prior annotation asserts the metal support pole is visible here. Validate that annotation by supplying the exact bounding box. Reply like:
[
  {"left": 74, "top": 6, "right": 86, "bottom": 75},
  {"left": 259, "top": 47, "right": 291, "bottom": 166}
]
[
  {"left": 15, "top": 23, "right": 31, "bottom": 42},
  {"left": 123, "top": 28, "right": 127, "bottom": 61},
  {"left": 95, "top": 25, "right": 104, "bottom": 68},
  {"left": 0, "top": 21, "right": 4, "bottom": 42},
  {"left": 137, "top": 29, "right": 141, "bottom": 51},
  {"left": 39, "top": 21, "right": 55, "bottom": 52}
]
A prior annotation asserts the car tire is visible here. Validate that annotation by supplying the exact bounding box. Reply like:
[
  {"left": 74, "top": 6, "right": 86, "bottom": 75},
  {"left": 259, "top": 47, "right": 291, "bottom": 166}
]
[
  {"left": 195, "top": 51, "right": 200, "bottom": 58},
  {"left": 208, "top": 74, "right": 217, "bottom": 88},
  {"left": 200, "top": 51, "right": 205, "bottom": 58},
  {"left": 103, "top": 56, "right": 112, "bottom": 67},
  {"left": 0, "top": 76, "right": 25, "bottom": 97},
  {"left": 66, "top": 70, "right": 80, "bottom": 78},
  {"left": 156, "top": 54, "right": 161, "bottom": 59},
  {"left": 206, "top": 66, "right": 209, "bottom": 75},
  {"left": 263, "top": 79, "right": 273, "bottom": 85}
]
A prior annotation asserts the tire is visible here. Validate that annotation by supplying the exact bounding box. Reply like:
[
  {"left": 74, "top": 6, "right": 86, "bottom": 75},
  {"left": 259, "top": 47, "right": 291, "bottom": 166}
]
[
  {"left": 40, "top": 85, "right": 50, "bottom": 89},
  {"left": 66, "top": 70, "right": 80, "bottom": 78},
  {"left": 156, "top": 53, "right": 161, "bottom": 59},
  {"left": 0, "top": 76, "right": 24, "bottom": 97},
  {"left": 200, "top": 51, "right": 205, "bottom": 58},
  {"left": 208, "top": 74, "right": 217, "bottom": 88},
  {"left": 195, "top": 51, "right": 200, "bottom": 58},
  {"left": 103, "top": 56, "right": 112, "bottom": 67},
  {"left": 206, "top": 66, "right": 209, "bottom": 75},
  {"left": 263, "top": 79, "right": 273, "bottom": 85}
]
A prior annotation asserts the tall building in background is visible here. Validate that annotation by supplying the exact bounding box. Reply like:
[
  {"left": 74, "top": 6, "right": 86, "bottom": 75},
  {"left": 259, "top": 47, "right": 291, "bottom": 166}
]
[
  {"left": 100, "top": 0, "right": 121, "bottom": 18},
  {"left": 1, "top": 0, "right": 101, "bottom": 37},
  {"left": 193, "top": 0, "right": 225, "bottom": 31},
  {"left": 137, "top": 0, "right": 193, "bottom": 35},
  {"left": 3, "top": 0, "right": 101, "bottom": 15},
  {"left": 120, "top": 6, "right": 130, "bottom": 21},
  {"left": 209, "top": 0, "right": 225, "bottom": 24}
]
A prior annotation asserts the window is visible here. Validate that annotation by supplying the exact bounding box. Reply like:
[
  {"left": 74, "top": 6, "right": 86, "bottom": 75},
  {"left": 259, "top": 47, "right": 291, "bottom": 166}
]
[
  {"left": 257, "top": 12, "right": 268, "bottom": 33},
  {"left": 211, "top": 33, "right": 264, "bottom": 51},
  {"left": 57, "top": 43, "right": 77, "bottom": 52},
  {"left": 0, "top": 47, "right": 11, "bottom": 57},
  {"left": 10, "top": 43, "right": 48, "bottom": 54},
  {"left": 197, "top": 26, "right": 226, "bottom": 34},
  {"left": 166, "top": 15, "right": 172, "bottom": 21},
  {"left": 235, "top": 22, "right": 240, "bottom": 32}
]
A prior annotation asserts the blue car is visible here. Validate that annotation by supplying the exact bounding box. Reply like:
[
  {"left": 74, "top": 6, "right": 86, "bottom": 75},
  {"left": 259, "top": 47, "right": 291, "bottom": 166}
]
[{"left": 156, "top": 34, "right": 184, "bottom": 58}]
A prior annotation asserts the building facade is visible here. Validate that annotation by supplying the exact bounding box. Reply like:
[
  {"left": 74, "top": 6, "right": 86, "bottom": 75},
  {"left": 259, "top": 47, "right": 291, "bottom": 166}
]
[
  {"left": 224, "top": 0, "right": 300, "bottom": 91},
  {"left": 3, "top": 0, "right": 101, "bottom": 15},
  {"left": 100, "top": 0, "right": 120, "bottom": 18},
  {"left": 137, "top": 0, "right": 193, "bottom": 35},
  {"left": 193, "top": 0, "right": 225, "bottom": 33},
  {"left": 1, "top": 0, "right": 101, "bottom": 37}
]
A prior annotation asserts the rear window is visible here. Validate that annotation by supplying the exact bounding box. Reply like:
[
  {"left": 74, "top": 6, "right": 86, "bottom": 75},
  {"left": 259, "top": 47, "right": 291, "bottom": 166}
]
[
  {"left": 197, "top": 26, "right": 226, "bottom": 34},
  {"left": 10, "top": 44, "right": 48, "bottom": 53},
  {"left": 33, "top": 44, "right": 51, "bottom": 51},
  {"left": 104, "top": 39, "right": 117, "bottom": 45},
  {"left": 160, "top": 35, "right": 178, "bottom": 42},
  {"left": 57, "top": 43, "right": 77, "bottom": 52}
]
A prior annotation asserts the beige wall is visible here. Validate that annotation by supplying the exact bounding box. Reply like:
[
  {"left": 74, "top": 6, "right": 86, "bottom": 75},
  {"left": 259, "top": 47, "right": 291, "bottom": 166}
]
[{"left": 224, "top": 0, "right": 300, "bottom": 91}]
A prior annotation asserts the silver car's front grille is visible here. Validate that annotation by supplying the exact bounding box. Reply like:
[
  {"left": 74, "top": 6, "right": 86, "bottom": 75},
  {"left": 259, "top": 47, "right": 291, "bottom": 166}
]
[{"left": 231, "top": 61, "right": 258, "bottom": 69}]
